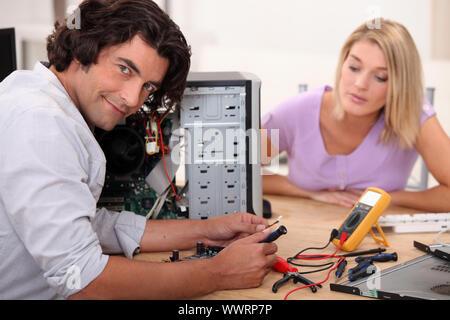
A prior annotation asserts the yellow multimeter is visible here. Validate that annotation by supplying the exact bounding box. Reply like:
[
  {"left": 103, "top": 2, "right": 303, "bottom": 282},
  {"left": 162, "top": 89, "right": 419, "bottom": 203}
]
[{"left": 332, "top": 187, "right": 391, "bottom": 252}]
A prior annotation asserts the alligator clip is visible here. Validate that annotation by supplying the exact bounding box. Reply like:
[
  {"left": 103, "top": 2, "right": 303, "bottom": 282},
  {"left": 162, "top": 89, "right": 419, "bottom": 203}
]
[{"left": 272, "top": 272, "right": 322, "bottom": 293}]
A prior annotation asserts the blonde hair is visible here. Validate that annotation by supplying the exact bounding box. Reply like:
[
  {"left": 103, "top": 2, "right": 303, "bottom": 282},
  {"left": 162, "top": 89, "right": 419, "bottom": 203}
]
[{"left": 333, "top": 18, "right": 424, "bottom": 149}]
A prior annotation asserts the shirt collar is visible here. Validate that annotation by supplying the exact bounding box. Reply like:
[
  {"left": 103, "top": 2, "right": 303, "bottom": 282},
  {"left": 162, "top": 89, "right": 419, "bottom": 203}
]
[
  {"left": 32, "top": 61, "right": 94, "bottom": 132},
  {"left": 33, "top": 61, "right": 69, "bottom": 98}
]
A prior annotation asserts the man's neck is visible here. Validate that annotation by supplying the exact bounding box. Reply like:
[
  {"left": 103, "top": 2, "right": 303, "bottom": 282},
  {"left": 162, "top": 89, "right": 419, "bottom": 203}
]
[{"left": 49, "top": 64, "right": 95, "bottom": 132}]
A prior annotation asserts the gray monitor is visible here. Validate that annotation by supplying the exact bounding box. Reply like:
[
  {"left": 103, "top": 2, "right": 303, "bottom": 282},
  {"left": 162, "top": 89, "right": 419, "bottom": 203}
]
[{"left": 0, "top": 28, "right": 17, "bottom": 82}]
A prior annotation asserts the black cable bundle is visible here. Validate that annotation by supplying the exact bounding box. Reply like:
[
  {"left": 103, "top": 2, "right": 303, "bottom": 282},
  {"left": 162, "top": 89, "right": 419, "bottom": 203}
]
[{"left": 286, "top": 229, "right": 339, "bottom": 275}]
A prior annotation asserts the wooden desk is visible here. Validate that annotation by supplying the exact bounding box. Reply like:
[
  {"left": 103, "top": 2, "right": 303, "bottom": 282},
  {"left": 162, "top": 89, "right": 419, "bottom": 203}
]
[{"left": 134, "top": 195, "right": 450, "bottom": 300}]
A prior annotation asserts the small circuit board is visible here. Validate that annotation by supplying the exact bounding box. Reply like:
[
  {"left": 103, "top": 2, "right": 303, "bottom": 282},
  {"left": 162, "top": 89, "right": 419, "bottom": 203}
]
[{"left": 165, "top": 242, "right": 224, "bottom": 262}]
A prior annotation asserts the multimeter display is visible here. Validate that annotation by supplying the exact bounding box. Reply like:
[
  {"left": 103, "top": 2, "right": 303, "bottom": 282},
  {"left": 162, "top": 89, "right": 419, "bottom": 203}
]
[{"left": 359, "top": 191, "right": 382, "bottom": 206}]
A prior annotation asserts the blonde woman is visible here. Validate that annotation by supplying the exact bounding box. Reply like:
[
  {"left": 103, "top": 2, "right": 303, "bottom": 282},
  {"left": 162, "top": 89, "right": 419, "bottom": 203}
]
[{"left": 262, "top": 19, "right": 450, "bottom": 212}]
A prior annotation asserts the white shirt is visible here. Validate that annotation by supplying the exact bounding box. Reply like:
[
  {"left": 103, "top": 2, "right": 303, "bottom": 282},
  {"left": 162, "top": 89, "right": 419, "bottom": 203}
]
[{"left": 0, "top": 62, "right": 147, "bottom": 299}]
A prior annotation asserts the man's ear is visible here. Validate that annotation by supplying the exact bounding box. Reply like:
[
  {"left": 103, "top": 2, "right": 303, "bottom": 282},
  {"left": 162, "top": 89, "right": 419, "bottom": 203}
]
[
  {"left": 72, "top": 57, "right": 82, "bottom": 66},
  {"left": 72, "top": 58, "right": 90, "bottom": 73}
]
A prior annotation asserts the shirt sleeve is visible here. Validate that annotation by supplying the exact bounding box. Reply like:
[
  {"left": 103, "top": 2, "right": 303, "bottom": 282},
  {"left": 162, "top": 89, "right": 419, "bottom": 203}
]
[
  {"left": 0, "top": 107, "right": 109, "bottom": 298},
  {"left": 92, "top": 208, "right": 147, "bottom": 258},
  {"left": 420, "top": 98, "right": 437, "bottom": 126}
]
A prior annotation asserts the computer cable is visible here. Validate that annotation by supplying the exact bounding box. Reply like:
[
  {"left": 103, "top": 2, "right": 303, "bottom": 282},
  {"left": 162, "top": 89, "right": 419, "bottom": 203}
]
[
  {"left": 286, "top": 229, "right": 339, "bottom": 273},
  {"left": 283, "top": 232, "right": 348, "bottom": 300}
]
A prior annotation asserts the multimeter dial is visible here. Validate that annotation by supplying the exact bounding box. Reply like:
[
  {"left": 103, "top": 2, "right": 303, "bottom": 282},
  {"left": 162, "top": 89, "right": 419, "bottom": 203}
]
[{"left": 337, "top": 203, "right": 372, "bottom": 238}]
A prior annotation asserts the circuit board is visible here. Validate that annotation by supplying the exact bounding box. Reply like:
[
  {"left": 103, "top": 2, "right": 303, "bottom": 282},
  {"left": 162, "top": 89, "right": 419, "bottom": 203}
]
[
  {"left": 97, "top": 174, "right": 179, "bottom": 219},
  {"left": 95, "top": 111, "right": 184, "bottom": 220},
  {"left": 166, "top": 242, "right": 224, "bottom": 262}
]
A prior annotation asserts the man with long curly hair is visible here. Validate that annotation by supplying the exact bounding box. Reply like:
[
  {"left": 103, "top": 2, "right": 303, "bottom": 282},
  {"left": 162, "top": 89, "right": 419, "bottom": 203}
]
[{"left": 0, "top": 0, "right": 277, "bottom": 299}]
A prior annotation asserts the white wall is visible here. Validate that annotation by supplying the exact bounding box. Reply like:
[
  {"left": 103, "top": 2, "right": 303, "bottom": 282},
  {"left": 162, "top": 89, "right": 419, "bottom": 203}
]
[
  {"left": 0, "top": 0, "right": 53, "bottom": 26},
  {"left": 431, "top": 0, "right": 450, "bottom": 60}
]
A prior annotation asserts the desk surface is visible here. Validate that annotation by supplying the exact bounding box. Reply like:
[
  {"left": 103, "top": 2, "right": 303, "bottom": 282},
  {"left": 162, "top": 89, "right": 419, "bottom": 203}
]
[{"left": 134, "top": 195, "right": 450, "bottom": 300}]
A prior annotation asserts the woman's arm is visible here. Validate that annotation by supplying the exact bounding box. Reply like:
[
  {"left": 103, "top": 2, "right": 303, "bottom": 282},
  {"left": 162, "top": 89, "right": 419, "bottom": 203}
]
[
  {"left": 263, "top": 173, "right": 312, "bottom": 198},
  {"left": 263, "top": 174, "right": 361, "bottom": 208},
  {"left": 390, "top": 116, "right": 450, "bottom": 212}
]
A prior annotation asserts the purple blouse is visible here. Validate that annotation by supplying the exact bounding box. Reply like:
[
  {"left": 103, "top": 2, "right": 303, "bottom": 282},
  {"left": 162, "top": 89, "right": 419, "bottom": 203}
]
[{"left": 262, "top": 86, "right": 436, "bottom": 192}]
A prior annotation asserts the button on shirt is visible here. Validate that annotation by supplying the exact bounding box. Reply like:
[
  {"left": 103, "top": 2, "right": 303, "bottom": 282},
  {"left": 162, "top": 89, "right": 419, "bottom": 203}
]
[{"left": 0, "top": 62, "right": 147, "bottom": 299}]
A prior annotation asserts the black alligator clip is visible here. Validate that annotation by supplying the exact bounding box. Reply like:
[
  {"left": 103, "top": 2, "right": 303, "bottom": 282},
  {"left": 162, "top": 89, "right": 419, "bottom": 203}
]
[{"left": 272, "top": 272, "right": 322, "bottom": 293}]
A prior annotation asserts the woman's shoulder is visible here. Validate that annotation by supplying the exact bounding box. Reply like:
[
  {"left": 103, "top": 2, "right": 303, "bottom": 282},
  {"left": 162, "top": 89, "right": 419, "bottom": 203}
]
[
  {"left": 420, "top": 98, "right": 436, "bottom": 126},
  {"left": 275, "top": 85, "right": 331, "bottom": 116}
]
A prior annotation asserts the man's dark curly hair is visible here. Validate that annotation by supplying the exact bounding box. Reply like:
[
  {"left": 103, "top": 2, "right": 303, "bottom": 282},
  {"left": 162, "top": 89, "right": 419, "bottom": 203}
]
[{"left": 47, "top": 0, "right": 191, "bottom": 111}]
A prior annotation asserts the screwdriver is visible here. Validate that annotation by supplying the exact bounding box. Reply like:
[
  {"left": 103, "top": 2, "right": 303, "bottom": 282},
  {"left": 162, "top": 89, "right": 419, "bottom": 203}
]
[
  {"left": 355, "top": 252, "right": 398, "bottom": 263},
  {"left": 348, "top": 260, "right": 372, "bottom": 275},
  {"left": 260, "top": 225, "right": 287, "bottom": 243},
  {"left": 339, "top": 248, "right": 386, "bottom": 258},
  {"left": 335, "top": 259, "right": 347, "bottom": 278},
  {"left": 348, "top": 264, "right": 377, "bottom": 282}
]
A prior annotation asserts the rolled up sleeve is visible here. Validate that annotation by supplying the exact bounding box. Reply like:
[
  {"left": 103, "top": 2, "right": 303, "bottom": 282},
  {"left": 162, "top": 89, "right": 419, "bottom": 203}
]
[{"left": 92, "top": 208, "right": 147, "bottom": 258}]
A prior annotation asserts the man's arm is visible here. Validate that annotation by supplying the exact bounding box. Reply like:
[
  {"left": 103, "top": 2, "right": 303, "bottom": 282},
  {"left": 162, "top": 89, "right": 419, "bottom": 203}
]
[
  {"left": 69, "top": 230, "right": 277, "bottom": 300},
  {"left": 138, "top": 218, "right": 208, "bottom": 252},
  {"left": 91, "top": 208, "right": 146, "bottom": 257},
  {"left": 139, "top": 212, "right": 269, "bottom": 252}
]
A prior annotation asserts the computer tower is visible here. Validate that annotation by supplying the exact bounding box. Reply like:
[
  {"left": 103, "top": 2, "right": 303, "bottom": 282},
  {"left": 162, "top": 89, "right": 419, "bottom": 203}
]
[{"left": 180, "top": 72, "right": 263, "bottom": 219}]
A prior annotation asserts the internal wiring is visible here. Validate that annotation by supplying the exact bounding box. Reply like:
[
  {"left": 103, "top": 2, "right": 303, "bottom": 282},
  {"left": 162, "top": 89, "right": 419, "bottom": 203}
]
[{"left": 156, "top": 116, "right": 180, "bottom": 202}]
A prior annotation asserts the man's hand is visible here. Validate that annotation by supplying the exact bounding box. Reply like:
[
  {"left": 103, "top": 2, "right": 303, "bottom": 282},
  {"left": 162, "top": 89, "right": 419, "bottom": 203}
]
[
  {"left": 309, "top": 188, "right": 363, "bottom": 208},
  {"left": 211, "top": 230, "right": 278, "bottom": 290},
  {"left": 201, "top": 212, "right": 269, "bottom": 247}
]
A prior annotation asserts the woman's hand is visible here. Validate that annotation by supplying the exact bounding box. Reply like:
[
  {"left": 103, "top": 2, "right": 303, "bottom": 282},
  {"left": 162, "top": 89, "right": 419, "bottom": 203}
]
[{"left": 308, "top": 188, "right": 363, "bottom": 208}]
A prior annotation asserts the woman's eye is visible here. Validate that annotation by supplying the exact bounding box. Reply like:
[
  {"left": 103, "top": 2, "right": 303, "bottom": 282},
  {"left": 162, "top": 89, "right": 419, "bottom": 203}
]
[
  {"left": 376, "top": 76, "right": 388, "bottom": 83},
  {"left": 119, "top": 65, "right": 131, "bottom": 75},
  {"left": 349, "top": 66, "right": 359, "bottom": 72}
]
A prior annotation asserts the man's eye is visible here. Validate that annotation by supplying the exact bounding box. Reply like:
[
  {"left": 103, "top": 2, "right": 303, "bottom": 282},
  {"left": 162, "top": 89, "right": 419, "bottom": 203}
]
[
  {"left": 144, "top": 83, "right": 156, "bottom": 93},
  {"left": 119, "top": 65, "right": 131, "bottom": 75}
]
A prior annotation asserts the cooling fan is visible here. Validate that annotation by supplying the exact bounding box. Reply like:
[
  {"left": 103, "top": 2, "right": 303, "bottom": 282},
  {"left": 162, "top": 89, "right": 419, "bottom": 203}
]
[{"left": 97, "top": 126, "right": 146, "bottom": 176}]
